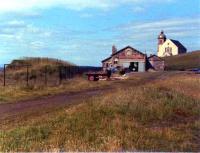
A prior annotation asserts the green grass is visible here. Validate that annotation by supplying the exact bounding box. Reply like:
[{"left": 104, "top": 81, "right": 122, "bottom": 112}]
[
  {"left": 0, "top": 74, "right": 199, "bottom": 152},
  {"left": 164, "top": 50, "right": 200, "bottom": 70}
]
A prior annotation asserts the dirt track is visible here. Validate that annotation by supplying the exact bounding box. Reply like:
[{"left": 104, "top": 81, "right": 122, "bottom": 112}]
[
  {"left": 0, "top": 72, "right": 181, "bottom": 122},
  {"left": 0, "top": 88, "right": 112, "bottom": 121}
]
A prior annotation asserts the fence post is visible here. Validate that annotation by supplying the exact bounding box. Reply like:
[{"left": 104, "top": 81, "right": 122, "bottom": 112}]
[
  {"left": 59, "top": 66, "right": 62, "bottom": 85},
  {"left": 26, "top": 65, "right": 29, "bottom": 86},
  {"left": 65, "top": 66, "right": 67, "bottom": 80},
  {"left": 45, "top": 66, "right": 47, "bottom": 86},
  {"left": 3, "top": 64, "right": 6, "bottom": 86}
]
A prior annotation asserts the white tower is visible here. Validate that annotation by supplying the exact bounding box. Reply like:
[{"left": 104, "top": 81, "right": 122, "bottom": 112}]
[{"left": 158, "top": 30, "right": 166, "bottom": 56}]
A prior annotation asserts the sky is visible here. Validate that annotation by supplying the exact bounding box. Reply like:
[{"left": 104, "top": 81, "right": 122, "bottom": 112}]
[{"left": 0, "top": 0, "right": 200, "bottom": 66}]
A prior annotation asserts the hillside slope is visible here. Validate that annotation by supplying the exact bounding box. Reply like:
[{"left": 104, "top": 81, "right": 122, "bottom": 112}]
[
  {"left": 164, "top": 51, "right": 200, "bottom": 70},
  {"left": 8, "top": 57, "right": 74, "bottom": 70},
  {"left": 0, "top": 57, "right": 76, "bottom": 86}
]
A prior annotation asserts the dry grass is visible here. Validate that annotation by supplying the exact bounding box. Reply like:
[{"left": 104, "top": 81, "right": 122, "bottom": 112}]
[
  {"left": 0, "top": 77, "right": 110, "bottom": 103},
  {"left": 0, "top": 57, "right": 79, "bottom": 87},
  {"left": 158, "top": 74, "right": 200, "bottom": 99},
  {"left": 0, "top": 57, "right": 103, "bottom": 99},
  {"left": 4, "top": 57, "right": 73, "bottom": 76},
  {"left": 164, "top": 50, "right": 200, "bottom": 70},
  {"left": 0, "top": 73, "right": 199, "bottom": 151}
]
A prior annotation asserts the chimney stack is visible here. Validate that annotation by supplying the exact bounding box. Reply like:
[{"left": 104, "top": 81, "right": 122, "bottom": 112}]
[{"left": 112, "top": 45, "right": 117, "bottom": 55}]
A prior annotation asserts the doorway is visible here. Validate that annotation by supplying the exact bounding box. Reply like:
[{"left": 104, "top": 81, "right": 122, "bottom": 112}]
[{"left": 129, "top": 62, "right": 139, "bottom": 72}]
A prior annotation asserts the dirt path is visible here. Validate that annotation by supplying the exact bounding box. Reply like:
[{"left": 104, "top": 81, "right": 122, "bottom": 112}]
[
  {"left": 0, "top": 88, "right": 112, "bottom": 121},
  {"left": 0, "top": 72, "right": 179, "bottom": 122}
]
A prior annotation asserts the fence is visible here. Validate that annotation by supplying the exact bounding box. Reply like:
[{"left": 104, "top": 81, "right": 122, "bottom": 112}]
[{"left": 0, "top": 64, "right": 101, "bottom": 87}]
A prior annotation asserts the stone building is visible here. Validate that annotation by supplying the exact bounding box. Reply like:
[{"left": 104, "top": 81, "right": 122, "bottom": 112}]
[
  {"left": 147, "top": 55, "right": 165, "bottom": 71},
  {"left": 102, "top": 46, "right": 147, "bottom": 72}
]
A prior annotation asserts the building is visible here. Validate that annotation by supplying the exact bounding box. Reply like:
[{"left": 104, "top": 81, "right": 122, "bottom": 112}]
[
  {"left": 102, "top": 46, "right": 147, "bottom": 72},
  {"left": 147, "top": 55, "right": 165, "bottom": 71},
  {"left": 157, "top": 31, "right": 187, "bottom": 57}
]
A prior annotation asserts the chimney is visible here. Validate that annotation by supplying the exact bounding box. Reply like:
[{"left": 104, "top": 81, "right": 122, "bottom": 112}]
[{"left": 112, "top": 45, "right": 117, "bottom": 55}]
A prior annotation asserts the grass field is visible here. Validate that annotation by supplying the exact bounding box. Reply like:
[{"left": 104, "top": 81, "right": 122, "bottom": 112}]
[
  {"left": 0, "top": 57, "right": 104, "bottom": 103},
  {"left": 164, "top": 50, "right": 200, "bottom": 70},
  {"left": 0, "top": 77, "right": 110, "bottom": 103},
  {"left": 0, "top": 72, "right": 199, "bottom": 152}
]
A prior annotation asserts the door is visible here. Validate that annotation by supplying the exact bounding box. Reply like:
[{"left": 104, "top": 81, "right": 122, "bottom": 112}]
[{"left": 129, "top": 62, "right": 139, "bottom": 72}]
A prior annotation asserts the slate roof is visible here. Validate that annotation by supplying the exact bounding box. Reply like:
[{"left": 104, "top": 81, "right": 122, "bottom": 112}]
[
  {"left": 170, "top": 39, "right": 187, "bottom": 51},
  {"left": 102, "top": 46, "right": 145, "bottom": 62}
]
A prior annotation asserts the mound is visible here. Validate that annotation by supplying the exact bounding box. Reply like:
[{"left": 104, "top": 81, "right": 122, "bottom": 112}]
[{"left": 164, "top": 50, "right": 200, "bottom": 70}]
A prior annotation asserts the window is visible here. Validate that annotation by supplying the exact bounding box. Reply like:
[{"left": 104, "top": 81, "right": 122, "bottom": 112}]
[
  {"left": 126, "top": 49, "right": 132, "bottom": 56},
  {"left": 166, "top": 47, "right": 172, "bottom": 52},
  {"left": 114, "top": 58, "right": 118, "bottom": 64},
  {"left": 164, "top": 47, "right": 172, "bottom": 56}
]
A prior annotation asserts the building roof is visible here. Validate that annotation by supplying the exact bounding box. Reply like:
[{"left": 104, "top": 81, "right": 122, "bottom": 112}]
[
  {"left": 158, "top": 30, "right": 166, "bottom": 39},
  {"left": 170, "top": 39, "right": 187, "bottom": 51},
  {"left": 102, "top": 46, "right": 145, "bottom": 62},
  {"left": 101, "top": 56, "right": 112, "bottom": 62},
  {"left": 148, "top": 54, "right": 164, "bottom": 61}
]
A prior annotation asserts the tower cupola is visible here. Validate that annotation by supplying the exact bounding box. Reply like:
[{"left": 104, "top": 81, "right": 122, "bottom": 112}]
[{"left": 158, "top": 30, "right": 166, "bottom": 45}]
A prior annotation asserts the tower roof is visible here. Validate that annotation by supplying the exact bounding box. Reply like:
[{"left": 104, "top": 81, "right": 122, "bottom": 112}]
[{"left": 158, "top": 30, "right": 166, "bottom": 39}]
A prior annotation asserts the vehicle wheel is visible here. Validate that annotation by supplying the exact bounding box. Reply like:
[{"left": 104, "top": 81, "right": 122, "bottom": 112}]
[{"left": 89, "top": 75, "right": 94, "bottom": 81}]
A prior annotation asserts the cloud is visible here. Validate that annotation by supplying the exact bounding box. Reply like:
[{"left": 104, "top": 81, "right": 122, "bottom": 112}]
[
  {"left": 112, "top": 18, "right": 200, "bottom": 39},
  {"left": 0, "top": 0, "right": 175, "bottom": 13},
  {"left": 79, "top": 13, "right": 94, "bottom": 18},
  {"left": 30, "top": 41, "right": 45, "bottom": 49},
  {"left": 2, "top": 16, "right": 199, "bottom": 55},
  {"left": 7, "top": 20, "right": 25, "bottom": 26},
  {"left": 0, "top": 20, "right": 26, "bottom": 29},
  {"left": 116, "top": 18, "right": 200, "bottom": 31},
  {"left": 132, "top": 6, "right": 145, "bottom": 13},
  {"left": 101, "top": 17, "right": 200, "bottom": 54},
  {"left": 0, "top": 20, "right": 27, "bottom": 40}
]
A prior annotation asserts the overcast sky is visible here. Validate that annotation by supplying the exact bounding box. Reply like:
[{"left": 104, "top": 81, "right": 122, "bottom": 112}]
[{"left": 0, "top": 0, "right": 200, "bottom": 66}]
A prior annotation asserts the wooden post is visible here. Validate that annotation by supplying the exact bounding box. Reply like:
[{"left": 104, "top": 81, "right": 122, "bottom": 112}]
[
  {"left": 59, "top": 66, "right": 61, "bottom": 85},
  {"left": 3, "top": 64, "right": 6, "bottom": 86},
  {"left": 27, "top": 65, "right": 29, "bottom": 86},
  {"left": 45, "top": 66, "right": 47, "bottom": 86}
]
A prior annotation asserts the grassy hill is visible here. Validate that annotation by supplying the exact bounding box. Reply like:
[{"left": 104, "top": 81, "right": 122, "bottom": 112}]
[
  {"left": 0, "top": 57, "right": 76, "bottom": 86},
  {"left": 6, "top": 57, "right": 101, "bottom": 72},
  {"left": 0, "top": 57, "right": 101, "bottom": 87},
  {"left": 164, "top": 51, "right": 200, "bottom": 70},
  {"left": 7, "top": 57, "right": 74, "bottom": 71}
]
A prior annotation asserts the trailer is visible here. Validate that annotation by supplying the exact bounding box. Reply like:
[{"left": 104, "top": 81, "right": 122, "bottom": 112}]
[{"left": 86, "top": 72, "right": 108, "bottom": 81}]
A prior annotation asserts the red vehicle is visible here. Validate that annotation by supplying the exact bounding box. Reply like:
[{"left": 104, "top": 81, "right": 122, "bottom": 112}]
[{"left": 86, "top": 72, "right": 108, "bottom": 81}]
